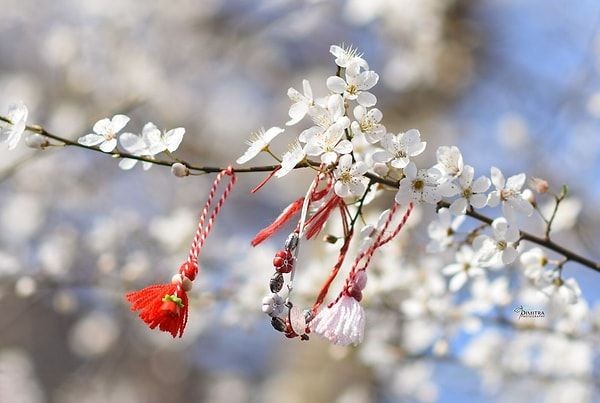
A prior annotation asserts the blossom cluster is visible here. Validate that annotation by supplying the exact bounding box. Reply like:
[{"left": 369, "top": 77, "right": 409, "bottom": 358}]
[{"left": 235, "top": 44, "right": 583, "bottom": 310}]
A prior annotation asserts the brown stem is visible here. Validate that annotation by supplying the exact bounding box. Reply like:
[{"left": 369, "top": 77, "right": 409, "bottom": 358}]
[{"left": 3, "top": 116, "right": 600, "bottom": 273}]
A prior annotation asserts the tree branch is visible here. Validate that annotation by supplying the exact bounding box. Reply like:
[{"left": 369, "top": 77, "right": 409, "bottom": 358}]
[{"left": 3, "top": 116, "right": 599, "bottom": 273}]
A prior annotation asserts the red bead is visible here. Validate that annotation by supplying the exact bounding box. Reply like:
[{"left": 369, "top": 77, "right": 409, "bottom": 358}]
[
  {"left": 160, "top": 300, "right": 181, "bottom": 317},
  {"left": 276, "top": 262, "right": 292, "bottom": 273},
  {"left": 275, "top": 250, "right": 288, "bottom": 259},
  {"left": 273, "top": 256, "right": 284, "bottom": 267}
]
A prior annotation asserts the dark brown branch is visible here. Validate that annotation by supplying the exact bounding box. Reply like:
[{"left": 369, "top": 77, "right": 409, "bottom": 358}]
[{"left": 3, "top": 116, "right": 599, "bottom": 273}]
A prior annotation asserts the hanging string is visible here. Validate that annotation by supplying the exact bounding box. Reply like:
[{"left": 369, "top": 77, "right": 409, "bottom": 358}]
[
  {"left": 126, "top": 166, "right": 237, "bottom": 338},
  {"left": 187, "top": 167, "right": 237, "bottom": 265}
]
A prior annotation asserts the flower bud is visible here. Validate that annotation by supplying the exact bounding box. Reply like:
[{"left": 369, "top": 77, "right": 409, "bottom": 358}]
[
  {"left": 25, "top": 133, "right": 49, "bottom": 149},
  {"left": 171, "top": 162, "right": 189, "bottom": 177},
  {"left": 529, "top": 177, "right": 549, "bottom": 194}
]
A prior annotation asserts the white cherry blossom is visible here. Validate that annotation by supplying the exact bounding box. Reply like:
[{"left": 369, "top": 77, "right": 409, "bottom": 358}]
[
  {"left": 487, "top": 167, "right": 534, "bottom": 221},
  {"left": 427, "top": 207, "right": 465, "bottom": 252},
  {"left": 302, "top": 96, "right": 352, "bottom": 164},
  {"left": 438, "top": 165, "right": 490, "bottom": 215},
  {"left": 541, "top": 277, "right": 582, "bottom": 305},
  {"left": 148, "top": 126, "right": 186, "bottom": 154},
  {"left": 78, "top": 114, "right": 130, "bottom": 152},
  {"left": 236, "top": 126, "right": 284, "bottom": 164},
  {"left": 276, "top": 141, "right": 306, "bottom": 178},
  {"left": 333, "top": 154, "right": 369, "bottom": 197},
  {"left": 0, "top": 101, "right": 28, "bottom": 150},
  {"left": 395, "top": 162, "right": 441, "bottom": 205},
  {"left": 433, "top": 146, "right": 463, "bottom": 180},
  {"left": 329, "top": 44, "right": 368, "bottom": 71},
  {"left": 118, "top": 122, "right": 162, "bottom": 170},
  {"left": 326, "top": 69, "right": 379, "bottom": 107},
  {"left": 474, "top": 217, "right": 520, "bottom": 266},
  {"left": 372, "top": 129, "right": 426, "bottom": 169},
  {"left": 350, "top": 106, "right": 386, "bottom": 143},
  {"left": 442, "top": 245, "right": 486, "bottom": 292},
  {"left": 304, "top": 128, "right": 352, "bottom": 164},
  {"left": 299, "top": 95, "right": 349, "bottom": 144},
  {"left": 286, "top": 79, "right": 313, "bottom": 126},
  {"left": 519, "top": 248, "right": 548, "bottom": 283}
]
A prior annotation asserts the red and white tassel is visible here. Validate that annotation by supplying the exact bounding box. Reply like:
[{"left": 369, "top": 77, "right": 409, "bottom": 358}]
[
  {"left": 126, "top": 167, "right": 236, "bottom": 337},
  {"left": 310, "top": 293, "right": 366, "bottom": 346}
]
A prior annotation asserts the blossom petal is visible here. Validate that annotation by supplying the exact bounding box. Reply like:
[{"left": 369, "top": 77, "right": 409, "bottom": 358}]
[
  {"left": 357, "top": 91, "right": 376, "bottom": 107},
  {"left": 236, "top": 144, "right": 261, "bottom": 164},
  {"left": 470, "top": 193, "right": 488, "bottom": 209},
  {"left": 460, "top": 165, "right": 475, "bottom": 188},
  {"left": 287, "top": 102, "right": 309, "bottom": 126},
  {"left": 334, "top": 181, "right": 351, "bottom": 197},
  {"left": 110, "top": 114, "right": 130, "bottom": 133},
  {"left": 119, "top": 132, "right": 146, "bottom": 154},
  {"left": 164, "top": 128, "right": 185, "bottom": 152},
  {"left": 472, "top": 176, "right": 491, "bottom": 193},
  {"left": 351, "top": 161, "right": 368, "bottom": 176},
  {"left": 334, "top": 139, "right": 353, "bottom": 155},
  {"left": 78, "top": 133, "right": 105, "bottom": 146},
  {"left": 348, "top": 178, "right": 367, "bottom": 196},
  {"left": 449, "top": 272, "right": 468, "bottom": 292},
  {"left": 372, "top": 150, "right": 392, "bottom": 163},
  {"left": 99, "top": 138, "right": 117, "bottom": 152},
  {"left": 92, "top": 118, "right": 111, "bottom": 135},
  {"left": 326, "top": 76, "right": 347, "bottom": 94},
  {"left": 506, "top": 173, "right": 526, "bottom": 191},
  {"left": 450, "top": 198, "right": 468, "bottom": 215},
  {"left": 119, "top": 158, "right": 138, "bottom": 170},
  {"left": 490, "top": 167, "right": 505, "bottom": 189},
  {"left": 358, "top": 71, "right": 379, "bottom": 90},
  {"left": 501, "top": 247, "right": 518, "bottom": 265},
  {"left": 338, "top": 154, "right": 352, "bottom": 170}
]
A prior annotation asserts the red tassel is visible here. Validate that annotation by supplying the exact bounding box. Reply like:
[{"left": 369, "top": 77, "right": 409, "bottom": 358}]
[
  {"left": 251, "top": 197, "right": 304, "bottom": 247},
  {"left": 126, "top": 283, "right": 189, "bottom": 338},
  {"left": 303, "top": 195, "right": 341, "bottom": 240}
]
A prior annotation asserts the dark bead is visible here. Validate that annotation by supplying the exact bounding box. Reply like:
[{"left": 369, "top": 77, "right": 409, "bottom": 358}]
[
  {"left": 270, "top": 272, "right": 284, "bottom": 293},
  {"left": 271, "top": 316, "right": 286, "bottom": 332}
]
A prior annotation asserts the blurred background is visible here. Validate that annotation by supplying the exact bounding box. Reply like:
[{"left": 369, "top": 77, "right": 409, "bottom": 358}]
[{"left": 0, "top": 0, "right": 599, "bottom": 402}]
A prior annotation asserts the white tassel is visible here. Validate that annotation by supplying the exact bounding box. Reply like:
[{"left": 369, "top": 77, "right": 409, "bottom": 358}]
[{"left": 310, "top": 295, "right": 365, "bottom": 346}]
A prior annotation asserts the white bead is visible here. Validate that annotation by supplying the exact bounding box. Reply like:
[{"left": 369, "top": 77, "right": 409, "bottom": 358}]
[
  {"left": 180, "top": 276, "right": 193, "bottom": 291},
  {"left": 261, "top": 303, "right": 274, "bottom": 314},
  {"left": 171, "top": 274, "right": 183, "bottom": 285},
  {"left": 261, "top": 294, "right": 275, "bottom": 305}
]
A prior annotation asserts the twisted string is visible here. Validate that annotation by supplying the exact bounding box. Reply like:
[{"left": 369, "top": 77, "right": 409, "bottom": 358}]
[
  {"left": 329, "top": 202, "right": 413, "bottom": 307},
  {"left": 187, "top": 166, "right": 237, "bottom": 264},
  {"left": 374, "top": 202, "right": 414, "bottom": 249}
]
